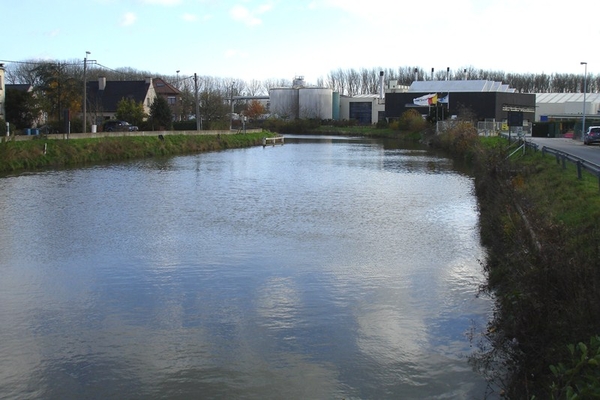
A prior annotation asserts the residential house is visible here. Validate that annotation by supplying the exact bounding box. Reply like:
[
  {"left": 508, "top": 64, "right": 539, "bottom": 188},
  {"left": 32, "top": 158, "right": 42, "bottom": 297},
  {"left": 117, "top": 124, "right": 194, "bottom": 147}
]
[
  {"left": 152, "top": 77, "right": 182, "bottom": 121},
  {"left": 4, "top": 83, "right": 45, "bottom": 128},
  {"left": 86, "top": 77, "right": 157, "bottom": 128}
]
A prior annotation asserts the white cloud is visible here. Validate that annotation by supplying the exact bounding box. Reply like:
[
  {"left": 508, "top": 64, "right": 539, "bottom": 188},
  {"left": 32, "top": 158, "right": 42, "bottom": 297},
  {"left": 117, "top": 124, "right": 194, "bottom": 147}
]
[
  {"left": 120, "top": 12, "right": 137, "bottom": 27},
  {"left": 229, "top": 2, "right": 275, "bottom": 27},
  {"left": 230, "top": 5, "right": 262, "bottom": 26},
  {"left": 256, "top": 2, "right": 274, "bottom": 14},
  {"left": 138, "top": 0, "right": 182, "bottom": 5},
  {"left": 182, "top": 13, "right": 198, "bottom": 22}
]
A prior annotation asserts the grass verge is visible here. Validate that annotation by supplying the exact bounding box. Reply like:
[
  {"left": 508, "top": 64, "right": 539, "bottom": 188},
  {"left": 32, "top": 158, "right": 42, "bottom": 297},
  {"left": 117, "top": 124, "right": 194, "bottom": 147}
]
[
  {"left": 0, "top": 132, "right": 270, "bottom": 173},
  {"left": 433, "top": 129, "right": 600, "bottom": 398}
]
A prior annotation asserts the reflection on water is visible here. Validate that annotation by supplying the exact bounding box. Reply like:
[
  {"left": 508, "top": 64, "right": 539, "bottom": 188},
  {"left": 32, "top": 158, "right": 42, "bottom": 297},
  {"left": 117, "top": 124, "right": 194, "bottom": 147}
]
[{"left": 0, "top": 135, "right": 494, "bottom": 399}]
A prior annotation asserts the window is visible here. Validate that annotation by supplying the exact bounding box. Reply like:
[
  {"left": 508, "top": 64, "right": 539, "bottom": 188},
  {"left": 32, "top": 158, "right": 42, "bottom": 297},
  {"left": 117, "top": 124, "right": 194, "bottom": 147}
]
[{"left": 168, "top": 96, "right": 176, "bottom": 105}]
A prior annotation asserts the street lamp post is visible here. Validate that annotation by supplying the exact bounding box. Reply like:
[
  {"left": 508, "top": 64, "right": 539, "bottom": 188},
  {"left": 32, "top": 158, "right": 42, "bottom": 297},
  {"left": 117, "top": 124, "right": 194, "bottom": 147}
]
[
  {"left": 581, "top": 61, "right": 588, "bottom": 142},
  {"left": 83, "top": 51, "right": 90, "bottom": 133},
  {"left": 194, "top": 73, "right": 200, "bottom": 131},
  {"left": 176, "top": 70, "right": 180, "bottom": 121}
]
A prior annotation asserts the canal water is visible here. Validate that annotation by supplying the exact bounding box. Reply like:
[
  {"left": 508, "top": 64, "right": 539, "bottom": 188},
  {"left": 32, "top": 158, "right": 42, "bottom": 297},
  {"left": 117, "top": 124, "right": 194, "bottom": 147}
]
[{"left": 0, "top": 135, "right": 493, "bottom": 399}]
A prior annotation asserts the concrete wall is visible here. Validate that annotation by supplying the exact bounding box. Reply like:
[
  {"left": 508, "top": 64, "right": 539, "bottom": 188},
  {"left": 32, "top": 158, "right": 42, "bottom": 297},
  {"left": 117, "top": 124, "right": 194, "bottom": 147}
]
[{"left": 340, "top": 96, "right": 385, "bottom": 124}]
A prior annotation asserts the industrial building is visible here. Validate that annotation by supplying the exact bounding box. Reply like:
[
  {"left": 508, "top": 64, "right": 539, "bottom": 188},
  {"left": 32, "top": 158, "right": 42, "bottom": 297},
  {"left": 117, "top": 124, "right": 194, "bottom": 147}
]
[
  {"left": 269, "top": 75, "right": 536, "bottom": 132},
  {"left": 269, "top": 77, "right": 333, "bottom": 120},
  {"left": 385, "top": 80, "right": 536, "bottom": 132},
  {"left": 339, "top": 94, "right": 385, "bottom": 125},
  {"left": 269, "top": 75, "right": 389, "bottom": 123},
  {"left": 531, "top": 93, "right": 600, "bottom": 137},
  {"left": 535, "top": 93, "right": 600, "bottom": 122}
]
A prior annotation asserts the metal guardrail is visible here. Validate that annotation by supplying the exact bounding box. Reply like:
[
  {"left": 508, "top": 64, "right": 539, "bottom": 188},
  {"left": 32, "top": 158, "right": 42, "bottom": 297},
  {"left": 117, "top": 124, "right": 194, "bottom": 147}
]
[{"left": 501, "top": 133, "right": 600, "bottom": 190}]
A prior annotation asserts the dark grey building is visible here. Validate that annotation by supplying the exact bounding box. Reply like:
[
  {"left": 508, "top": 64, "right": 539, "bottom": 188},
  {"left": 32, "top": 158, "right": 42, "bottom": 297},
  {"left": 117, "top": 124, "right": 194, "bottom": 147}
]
[{"left": 385, "top": 80, "right": 535, "bottom": 124}]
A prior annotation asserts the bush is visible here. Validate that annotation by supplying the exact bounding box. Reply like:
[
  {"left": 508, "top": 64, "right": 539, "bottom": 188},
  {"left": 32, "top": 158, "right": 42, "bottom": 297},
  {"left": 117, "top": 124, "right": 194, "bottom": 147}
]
[
  {"left": 262, "top": 118, "right": 320, "bottom": 134},
  {"left": 173, "top": 120, "right": 198, "bottom": 131},
  {"left": 550, "top": 336, "right": 600, "bottom": 399},
  {"left": 433, "top": 121, "right": 479, "bottom": 158},
  {"left": 376, "top": 119, "right": 388, "bottom": 129},
  {"left": 398, "top": 109, "right": 428, "bottom": 132}
]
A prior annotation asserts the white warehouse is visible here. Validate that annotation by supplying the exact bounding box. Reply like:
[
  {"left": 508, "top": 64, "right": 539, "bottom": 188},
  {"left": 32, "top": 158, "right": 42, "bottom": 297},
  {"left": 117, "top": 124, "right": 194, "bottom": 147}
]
[
  {"left": 535, "top": 93, "right": 600, "bottom": 122},
  {"left": 339, "top": 94, "right": 385, "bottom": 125},
  {"left": 268, "top": 74, "right": 398, "bottom": 124},
  {"left": 269, "top": 77, "right": 333, "bottom": 120}
]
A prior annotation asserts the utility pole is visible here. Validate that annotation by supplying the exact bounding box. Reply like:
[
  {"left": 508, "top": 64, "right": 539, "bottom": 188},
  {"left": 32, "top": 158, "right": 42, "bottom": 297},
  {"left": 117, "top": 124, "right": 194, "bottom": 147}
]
[
  {"left": 194, "top": 73, "right": 200, "bottom": 131},
  {"left": 581, "top": 62, "right": 588, "bottom": 142},
  {"left": 83, "top": 51, "right": 90, "bottom": 133}
]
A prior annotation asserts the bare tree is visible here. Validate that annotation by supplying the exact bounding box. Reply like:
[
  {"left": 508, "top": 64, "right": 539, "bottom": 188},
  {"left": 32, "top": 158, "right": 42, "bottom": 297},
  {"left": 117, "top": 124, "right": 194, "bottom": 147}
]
[
  {"left": 244, "top": 79, "right": 264, "bottom": 96},
  {"left": 346, "top": 69, "right": 360, "bottom": 97}
]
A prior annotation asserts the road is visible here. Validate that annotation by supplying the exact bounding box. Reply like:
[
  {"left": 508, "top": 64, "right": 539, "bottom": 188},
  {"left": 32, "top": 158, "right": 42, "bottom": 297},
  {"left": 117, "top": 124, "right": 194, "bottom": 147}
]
[{"left": 526, "top": 136, "right": 600, "bottom": 166}]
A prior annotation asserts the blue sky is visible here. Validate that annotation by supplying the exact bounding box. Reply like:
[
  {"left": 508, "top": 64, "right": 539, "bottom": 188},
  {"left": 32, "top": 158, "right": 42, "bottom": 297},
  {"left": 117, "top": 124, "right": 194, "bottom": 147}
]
[{"left": 2, "top": 0, "right": 598, "bottom": 85}]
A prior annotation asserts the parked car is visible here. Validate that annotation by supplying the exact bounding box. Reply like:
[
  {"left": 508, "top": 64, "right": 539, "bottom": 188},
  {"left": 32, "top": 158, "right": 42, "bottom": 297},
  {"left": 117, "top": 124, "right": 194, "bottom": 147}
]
[
  {"left": 103, "top": 120, "right": 139, "bottom": 132},
  {"left": 584, "top": 126, "right": 600, "bottom": 145}
]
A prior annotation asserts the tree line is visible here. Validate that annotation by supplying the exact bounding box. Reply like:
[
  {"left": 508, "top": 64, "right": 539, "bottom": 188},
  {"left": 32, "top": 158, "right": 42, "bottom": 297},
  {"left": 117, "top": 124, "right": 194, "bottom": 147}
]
[
  {"left": 6, "top": 59, "right": 596, "bottom": 97},
  {"left": 322, "top": 66, "right": 598, "bottom": 96},
  {"left": 3, "top": 59, "right": 597, "bottom": 131}
]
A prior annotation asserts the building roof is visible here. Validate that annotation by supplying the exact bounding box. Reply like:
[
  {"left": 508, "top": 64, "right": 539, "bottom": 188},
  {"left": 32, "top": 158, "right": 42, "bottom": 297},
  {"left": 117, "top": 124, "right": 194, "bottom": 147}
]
[
  {"left": 87, "top": 79, "right": 151, "bottom": 112},
  {"left": 349, "top": 94, "right": 380, "bottom": 99},
  {"left": 6, "top": 84, "right": 32, "bottom": 92},
  {"left": 152, "top": 77, "right": 180, "bottom": 96},
  {"left": 409, "top": 80, "right": 516, "bottom": 93},
  {"left": 535, "top": 93, "right": 600, "bottom": 104}
]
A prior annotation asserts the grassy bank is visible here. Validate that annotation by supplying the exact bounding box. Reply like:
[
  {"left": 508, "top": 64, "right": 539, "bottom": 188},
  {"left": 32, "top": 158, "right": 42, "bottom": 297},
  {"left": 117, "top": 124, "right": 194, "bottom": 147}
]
[
  {"left": 262, "top": 118, "right": 425, "bottom": 141},
  {"left": 310, "top": 125, "right": 422, "bottom": 140},
  {"left": 0, "top": 132, "right": 270, "bottom": 173},
  {"left": 433, "top": 126, "right": 600, "bottom": 398}
]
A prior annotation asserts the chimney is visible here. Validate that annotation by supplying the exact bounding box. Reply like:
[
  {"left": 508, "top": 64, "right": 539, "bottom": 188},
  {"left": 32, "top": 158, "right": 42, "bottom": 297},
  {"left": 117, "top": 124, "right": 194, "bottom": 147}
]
[
  {"left": 379, "top": 71, "right": 384, "bottom": 99},
  {"left": 463, "top": 69, "right": 468, "bottom": 81},
  {"left": 99, "top": 76, "right": 106, "bottom": 91},
  {"left": 414, "top": 68, "right": 418, "bottom": 82},
  {"left": 446, "top": 67, "right": 450, "bottom": 81},
  {"left": 431, "top": 68, "right": 434, "bottom": 81}
]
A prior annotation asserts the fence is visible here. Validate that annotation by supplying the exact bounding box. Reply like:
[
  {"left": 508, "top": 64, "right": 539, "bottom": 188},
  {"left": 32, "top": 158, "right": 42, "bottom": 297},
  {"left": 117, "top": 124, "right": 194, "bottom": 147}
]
[
  {"left": 503, "top": 133, "right": 600, "bottom": 191},
  {"left": 478, "top": 121, "right": 532, "bottom": 137}
]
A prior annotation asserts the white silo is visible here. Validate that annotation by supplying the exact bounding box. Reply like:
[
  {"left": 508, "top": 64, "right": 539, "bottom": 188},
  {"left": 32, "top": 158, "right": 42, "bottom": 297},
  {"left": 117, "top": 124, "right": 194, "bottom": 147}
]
[
  {"left": 298, "top": 88, "right": 333, "bottom": 120},
  {"left": 269, "top": 88, "right": 299, "bottom": 119}
]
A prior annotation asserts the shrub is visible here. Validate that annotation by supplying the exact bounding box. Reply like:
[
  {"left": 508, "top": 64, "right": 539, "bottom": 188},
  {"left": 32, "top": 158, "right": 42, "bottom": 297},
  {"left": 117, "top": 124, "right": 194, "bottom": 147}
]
[
  {"left": 262, "top": 118, "right": 320, "bottom": 134},
  {"left": 173, "top": 120, "right": 198, "bottom": 131},
  {"left": 398, "top": 109, "right": 428, "bottom": 132},
  {"left": 550, "top": 336, "right": 600, "bottom": 399}
]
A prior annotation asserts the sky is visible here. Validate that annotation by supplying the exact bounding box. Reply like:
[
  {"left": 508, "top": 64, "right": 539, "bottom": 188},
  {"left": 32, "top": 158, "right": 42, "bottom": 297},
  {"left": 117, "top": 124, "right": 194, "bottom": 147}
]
[{"left": 2, "top": 0, "right": 599, "bottom": 85}]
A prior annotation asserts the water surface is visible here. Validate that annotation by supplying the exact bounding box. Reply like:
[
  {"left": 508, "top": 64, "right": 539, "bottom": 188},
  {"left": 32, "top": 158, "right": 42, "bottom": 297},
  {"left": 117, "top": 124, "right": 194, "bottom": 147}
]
[{"left": 0, "top": 135, "right": 492, "bottom": 399}]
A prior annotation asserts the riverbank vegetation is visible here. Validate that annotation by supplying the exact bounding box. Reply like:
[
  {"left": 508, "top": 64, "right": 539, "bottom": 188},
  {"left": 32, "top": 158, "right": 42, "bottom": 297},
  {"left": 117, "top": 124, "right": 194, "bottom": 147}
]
[
  {"left": 262, "top": 109, "right": 427, "bottom": 141},
  {"left": 0, "top": 132, "right": 269, "bottom": 173},
  {"left": 433, "top": 126, "right": 600, "bottom": 398}
]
